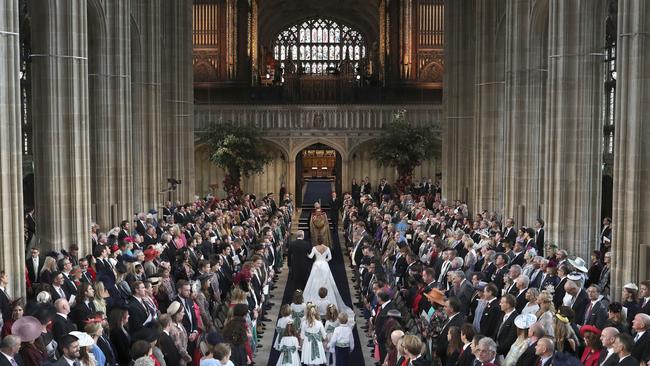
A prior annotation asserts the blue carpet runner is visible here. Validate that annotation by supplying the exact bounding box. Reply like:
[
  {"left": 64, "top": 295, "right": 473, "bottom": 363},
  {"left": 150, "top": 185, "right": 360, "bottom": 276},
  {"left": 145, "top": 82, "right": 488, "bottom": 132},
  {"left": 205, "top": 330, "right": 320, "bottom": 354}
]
[
  {"left": 302, "top": 181, "right": 332, "bottom": 206},
  {"left": 267, "top": 230, "right": 364, "bottom": 366}
]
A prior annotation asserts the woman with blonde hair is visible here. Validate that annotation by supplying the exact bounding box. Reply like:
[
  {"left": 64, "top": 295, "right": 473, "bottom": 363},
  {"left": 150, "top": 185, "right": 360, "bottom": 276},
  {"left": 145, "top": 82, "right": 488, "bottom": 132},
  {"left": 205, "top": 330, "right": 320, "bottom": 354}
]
[
  {"left": 534, "top": 291, "right": 555, "bottom": 337},
  {"left": 503, "top": 314, "right": 536, "bottom": 366},
  {"left": 39, "top": 256, "right": 57, "bottom": 284},
  {"left": 300, "top": 305, "right": 327, "bottom": 365},
  {"left": 93, "top": 281, "right": 109, "bottom": 314},
  {"left": 553, "top": 307, "right": 578, "bottom": 355},
  {"left": 167, "top": 302, "right": 193, "bottom": 365},
  {"left": 324, "top": 304, "right": 340, "bottom": 365},
  {"left": 85, "top": 321, "right": 107, "bottom": 366}
]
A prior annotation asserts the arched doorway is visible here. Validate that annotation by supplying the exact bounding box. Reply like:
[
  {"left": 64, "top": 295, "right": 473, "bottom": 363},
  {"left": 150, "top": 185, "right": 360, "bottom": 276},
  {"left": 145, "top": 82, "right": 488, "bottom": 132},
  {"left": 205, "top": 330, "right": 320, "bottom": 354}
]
[{"left": 295, "top": 143, "right": 342, "bottom": 207}]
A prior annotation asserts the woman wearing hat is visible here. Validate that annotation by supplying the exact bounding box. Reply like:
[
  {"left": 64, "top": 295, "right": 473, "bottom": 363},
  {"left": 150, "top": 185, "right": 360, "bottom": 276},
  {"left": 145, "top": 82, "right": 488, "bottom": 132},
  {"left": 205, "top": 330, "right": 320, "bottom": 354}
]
[
  {"left": 503, "top": 314, "right": 536, "bottom": 366},
  {"left": 553, "top": 306, "right": 579, "bottom": 355},
  {"left": 13, "top": 316, "right": 47, "bottom": 366},
  {"left": 579, "top": 325, "right": 603, "bottom": 366},
  {"left": 167, "top": 301, "right": 193, "bottom": 365},
  {"left": 418, "top": 288, "right": 447, "bottom": 364},
  {"left": 622, "top": 283, "right": 640, "bottom": 329}
]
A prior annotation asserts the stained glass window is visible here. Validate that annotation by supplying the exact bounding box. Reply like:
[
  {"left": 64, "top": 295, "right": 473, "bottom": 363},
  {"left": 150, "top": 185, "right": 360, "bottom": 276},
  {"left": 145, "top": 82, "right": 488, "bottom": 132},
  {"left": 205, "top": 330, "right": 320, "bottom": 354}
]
[{"left": 273, "top": 18, "right": 366, "bottom": 75}]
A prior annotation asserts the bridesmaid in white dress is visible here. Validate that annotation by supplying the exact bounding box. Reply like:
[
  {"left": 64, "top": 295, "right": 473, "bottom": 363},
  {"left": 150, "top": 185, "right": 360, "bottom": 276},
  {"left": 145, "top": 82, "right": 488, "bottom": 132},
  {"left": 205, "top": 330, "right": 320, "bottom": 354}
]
[
  {"left": 324, "top": 304, "right": 340, "bottom": 365},
  {"left": 301, "top": 305, "right": 327, "bottom": 365},
  {"left": 274, "top": 304, "right": 294, "bottom": 351},
  {"left": 276, "top": 322, "right": 301, "bottom": 366},
  {"left": 291, "top": 290, "right": 307, "bottom": 333}
]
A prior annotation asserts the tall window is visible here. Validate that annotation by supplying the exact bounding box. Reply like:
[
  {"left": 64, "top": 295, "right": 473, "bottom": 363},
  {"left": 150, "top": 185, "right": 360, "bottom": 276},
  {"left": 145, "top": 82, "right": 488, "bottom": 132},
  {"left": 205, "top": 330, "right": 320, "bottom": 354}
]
[
  {"left": 603, "top": 0, "right": 616, "bottom": 173},
  {"left": 273, "top": 18, "right": 366, "bottom": 75}
]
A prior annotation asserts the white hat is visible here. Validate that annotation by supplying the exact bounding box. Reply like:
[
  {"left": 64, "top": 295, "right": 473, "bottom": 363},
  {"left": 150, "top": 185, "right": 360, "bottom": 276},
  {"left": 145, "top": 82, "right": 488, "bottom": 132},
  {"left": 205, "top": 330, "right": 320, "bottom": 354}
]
[
  {"left": 567, "top": 272, "right": 583, "bottom": 282},
  {"left": 624, "top": 283, "right": 639, "bottom": 291},
  {"left": 568, "top": 257, "right": 588, "bottom": 272},
  {"left": 69, "top": 331, "right": 94, "bottom": 347},
  {"left": 514, "top": 313, "right": 537, "bottom": 329}
]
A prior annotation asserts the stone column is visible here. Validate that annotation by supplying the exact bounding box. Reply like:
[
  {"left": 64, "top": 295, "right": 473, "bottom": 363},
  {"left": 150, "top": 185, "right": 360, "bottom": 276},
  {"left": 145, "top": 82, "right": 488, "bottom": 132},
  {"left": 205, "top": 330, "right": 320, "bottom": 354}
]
[
  {"left": 161, "top": 0, "right": 195, "bottom": 204},
  {"left": 544, "top": 0, "right": 605, "bottom": 259},
  {"left": 30, "top": 0, "right": 92, "bottom": 254},
  {"left": 90, "top": 0, "right": 133, "bottom": 227},
  {"left": 611, "top": 0, "right": 650, "bottom": 297},
  {"left": 0, "top": 0, "right": 26, "bottom": 296},
  {"left": 501, "top": 0, "right": 548, "bottom": 225},
  {"left": 471, "top": 0, "right": 506, "bottom": 214},
  {"left": 131, "top": 0, "right": 162, "bottom": 213},
  {"left": 442, "top": 0, "right": 475, "bottom": 202}
]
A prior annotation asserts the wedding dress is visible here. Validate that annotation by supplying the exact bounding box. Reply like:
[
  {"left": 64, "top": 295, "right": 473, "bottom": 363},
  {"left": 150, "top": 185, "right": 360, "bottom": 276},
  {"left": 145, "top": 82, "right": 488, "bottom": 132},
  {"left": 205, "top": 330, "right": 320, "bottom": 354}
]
[{"left": 302, "top": 246, "right": 355, "bottom": 324}]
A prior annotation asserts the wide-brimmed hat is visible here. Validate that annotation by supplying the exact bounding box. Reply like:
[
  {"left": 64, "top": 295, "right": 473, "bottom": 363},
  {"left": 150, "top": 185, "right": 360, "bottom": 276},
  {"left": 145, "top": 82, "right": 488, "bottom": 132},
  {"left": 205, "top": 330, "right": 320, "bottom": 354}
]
[
  {"left": 424, "top": 288, "right": 446, "bottom": 306},
  {"left": 514, "top": 314, "right": 537, "bottom": 329},
  {"left": 69, "top": 331, "right": 94, "bottom": 347},
  {"left": 579, "top": 324, "right": 602, "bottom": 337},
  {"left": 12, "top": 316, "right": 42, "bottom": 342},
  {"left": 387, "top": 309, "right": 402, "bottom": 319},
  {"left": 568, "top": 257, "right": 588, "bottom": 272},
  {"left": 166, "top": 301, "right": 183, "bottom": 316}
]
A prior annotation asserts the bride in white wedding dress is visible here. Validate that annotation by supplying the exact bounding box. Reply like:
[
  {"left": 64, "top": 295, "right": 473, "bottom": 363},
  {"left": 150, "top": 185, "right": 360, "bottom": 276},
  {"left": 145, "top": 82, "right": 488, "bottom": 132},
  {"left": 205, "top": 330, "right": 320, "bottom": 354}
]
[{"left": 303, "top": 243, "right": 356, "bottom": 324}]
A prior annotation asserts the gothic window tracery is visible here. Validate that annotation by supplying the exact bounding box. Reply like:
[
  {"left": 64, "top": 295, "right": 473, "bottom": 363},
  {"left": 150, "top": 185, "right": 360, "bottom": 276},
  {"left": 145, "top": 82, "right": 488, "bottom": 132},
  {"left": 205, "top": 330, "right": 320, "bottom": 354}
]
[{"left": 273, "top": 18, "right": 366, "bottom": 75}]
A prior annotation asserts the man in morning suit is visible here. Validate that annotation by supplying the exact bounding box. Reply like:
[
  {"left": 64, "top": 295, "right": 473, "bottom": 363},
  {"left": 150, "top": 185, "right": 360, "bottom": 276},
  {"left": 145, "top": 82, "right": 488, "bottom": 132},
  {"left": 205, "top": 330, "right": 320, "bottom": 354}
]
[
  {"left": 26, "top": 247, "right": 44, "bottom": 284},
  {"left": 615, "top": 333, "right": 639, "bottom": 366},
  {"left": 159, "top": 313, "right": 184, "bottom": 365},
  {"left": 52, "top": 299, "right": 77, "bottom": 344},
  {"left": 631, "top": 313, "right": 650, "bottom": 363},
  {"left": 287, "top": 230, "right": 313, "bottom": 290},
  {"left": 0, "top": 335, "right": 24, "bottom": 366},
  {"left": 480, "top": 284, "right": 502, "bottom": 340},
  {"left": 565, "top": 280, "right": 590, "bottom": 324},
  {"left": 374, "top": 291, "right": 396, "bottom": 363},
  {"left": 534, "top": 337, "right": 555, "bottom": 366},
  {"left": 496, "top": 294, "right": 519, "bottom": 357},
  {"left": 438, "top": 298, "right": 467, "bottom": 363}
]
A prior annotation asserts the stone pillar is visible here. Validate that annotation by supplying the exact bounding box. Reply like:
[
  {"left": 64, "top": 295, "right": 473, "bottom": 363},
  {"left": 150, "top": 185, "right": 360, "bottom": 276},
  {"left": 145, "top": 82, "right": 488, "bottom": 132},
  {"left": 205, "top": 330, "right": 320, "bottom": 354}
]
[
  {"left": 88, "top": 0, "right": 134, "bottom": 229},
  {"left": 544, "top": 0, "right": 605, "bottom": 259},
  {"left": 161, "top": 0, "right": 195, "bottom": 204},
  {"left": 131, "top": 0, "right": 162, "bottom": 213},
  {"left": 471, "top": 0, "right": 506, "bottom": 215},
  {"left": 0, "top": 0, "right": 26, "bottom": 296},
  {"left": 30, "top": 0, "right": 92, "bottom": 254},
  {"left": 442, "top": 0, "right": 475, "bottom": 202},
  {"left": 502, "top": 0, "right": 548, "bottom": 226},
  {"left": 611, "top": 0, "right": 650, "bottom": 297}
]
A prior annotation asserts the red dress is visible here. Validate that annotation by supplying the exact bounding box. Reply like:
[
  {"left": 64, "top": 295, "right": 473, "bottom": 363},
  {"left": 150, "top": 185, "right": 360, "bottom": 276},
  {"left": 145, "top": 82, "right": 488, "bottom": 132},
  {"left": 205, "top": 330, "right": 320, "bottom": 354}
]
[{"left": 581, "top": 347, "right": 601, "bottom": 366}]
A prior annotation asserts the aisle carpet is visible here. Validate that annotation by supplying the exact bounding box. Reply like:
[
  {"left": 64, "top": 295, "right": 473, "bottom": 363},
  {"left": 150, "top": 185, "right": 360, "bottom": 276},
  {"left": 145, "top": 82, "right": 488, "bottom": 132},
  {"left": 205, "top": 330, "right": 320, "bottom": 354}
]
[
  {"left": 267, "top": 229, "right": 365, "bottom": 366},
  {"left": 302, "top": 181, "right": 333, "bottom": 206}
]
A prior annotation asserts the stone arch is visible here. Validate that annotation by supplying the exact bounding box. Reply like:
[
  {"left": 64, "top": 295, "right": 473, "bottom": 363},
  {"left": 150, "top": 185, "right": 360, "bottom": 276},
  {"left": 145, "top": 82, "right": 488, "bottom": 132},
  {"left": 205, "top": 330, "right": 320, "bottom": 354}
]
[{"left": 261, "top": 137, "right": 290, "bottom": 161}]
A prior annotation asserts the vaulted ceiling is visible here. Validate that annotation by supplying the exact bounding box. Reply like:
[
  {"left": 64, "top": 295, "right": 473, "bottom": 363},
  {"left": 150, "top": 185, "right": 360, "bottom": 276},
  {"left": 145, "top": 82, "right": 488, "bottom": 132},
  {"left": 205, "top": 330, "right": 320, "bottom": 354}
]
[{"left": 257, "top": 0, "right": 380, "bottom": 47}]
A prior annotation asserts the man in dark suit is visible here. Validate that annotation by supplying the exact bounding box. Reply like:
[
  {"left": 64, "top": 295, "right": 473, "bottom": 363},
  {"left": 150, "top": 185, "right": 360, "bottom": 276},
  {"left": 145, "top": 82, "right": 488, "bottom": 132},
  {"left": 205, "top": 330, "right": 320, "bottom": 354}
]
[
  {"left": 329, "top": 191, "right": 341, "bottom": 229},
  {"left": 496, "top": 294, "right": 519, "bottom": 357},
  {"left": 565, "top": 280, "right": 590, "bottom": 324},
  {"left": 534, "top": 337, "right": 555, "bottom": 366},
  {"left": 438, "top": 298, "right": 467, "bottom": 363},
  {"left": 598, "top": 327, "right": 620, "bottom": 366},
  {"left": 553, "top": 266, "right": 569, "bottom": 308},
  {"left": 480, "top": 284, "right": 503, "bottom": 339},
  {"left": 26, "top": 247, "right": 44, "bottom": 284},
  {"left": 374, "top": 291, "right": 396, "bottom": 363},
  {"left": 502, "top": 218, "right": 517, "bottom": 245},
  {"left": 159, "top": 314, "right": 183, "bottom": 365},
  {"left": 457, "top": 324, "right": 477, "bottom": 366},
  {"left": 351, "top": 223, "right": 371, "bottom": 267},
  {"left": 616, "top": 333, "right": 640, "bottom": 366},
  {"left": 0, "top": 335, "right": 24, "bottom": 366},
  {"left": 492, "top": 254, "right": 510, "bottom": 293},
  {"left": 514, "top": 276, "right": 529, "bottom": 313},
  {"left": 128, "top": 281, "right": 153, "bottom": 333},
  {"left": 0, "top": 272, "right": 13, "bottom": 322},
  {"left": 52, "top": 299, "right": 77, "bottom": 344},
  {"left": 287, "top": 230, "right": 314, "bottom": 290},
  {"left": 176, "top": 280, "right": 199, "bottom": 357},
  {"left": 631, "top": 313, "right": 650, "bottom": 363},
  {"left": 448, "top": 271, "right": 475, "bottom": 315},
  {"left": 49, "top": 271, "right": 71, "bottom": 302},
  {"left": 584, "top": 284, "right": 609, "bottom": 329}
]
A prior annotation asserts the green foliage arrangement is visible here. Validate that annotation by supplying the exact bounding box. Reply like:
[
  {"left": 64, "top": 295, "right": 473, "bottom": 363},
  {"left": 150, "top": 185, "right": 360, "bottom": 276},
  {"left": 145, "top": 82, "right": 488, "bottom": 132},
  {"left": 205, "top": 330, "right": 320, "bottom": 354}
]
[
  {"left": 372, "top": 110, "right": 439, "bottom": 192},
  {"left": 201, "top": 121, "right": 272, "bottom": 196}
]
